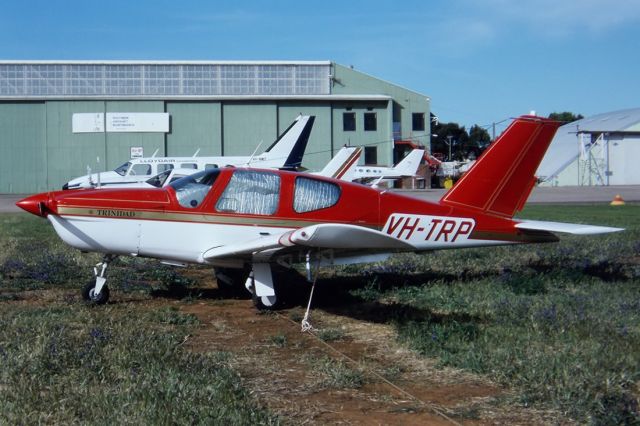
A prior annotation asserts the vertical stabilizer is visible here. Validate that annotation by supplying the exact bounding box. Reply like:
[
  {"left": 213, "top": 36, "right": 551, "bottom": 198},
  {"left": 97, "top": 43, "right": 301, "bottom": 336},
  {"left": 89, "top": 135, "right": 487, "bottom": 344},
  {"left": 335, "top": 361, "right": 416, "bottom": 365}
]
[
  {"left": 317, "top": 146, "right": 362, "bottom": 180},
  {"left": 441, "top": 116, "right": 560, "bottom": 217},
  {"left": 392, "top": 149, "right": 425, "bottom": 175},
  {"left": 262, "top": 115, "right": 315, "bottom": 169}
]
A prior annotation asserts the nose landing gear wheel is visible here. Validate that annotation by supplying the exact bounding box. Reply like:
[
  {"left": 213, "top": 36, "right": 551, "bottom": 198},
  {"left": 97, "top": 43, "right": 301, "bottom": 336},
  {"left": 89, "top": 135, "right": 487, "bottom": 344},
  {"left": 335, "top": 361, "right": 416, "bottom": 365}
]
[{"left": 82, "top": 280, "right": 110, "bottom": 305}]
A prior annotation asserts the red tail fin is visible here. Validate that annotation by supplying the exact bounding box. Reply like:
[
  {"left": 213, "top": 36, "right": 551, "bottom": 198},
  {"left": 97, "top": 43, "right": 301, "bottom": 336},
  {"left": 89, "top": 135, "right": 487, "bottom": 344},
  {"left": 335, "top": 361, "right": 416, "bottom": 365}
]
[{"left": 440, "top": 116, "right": 560, "bottom": 218}]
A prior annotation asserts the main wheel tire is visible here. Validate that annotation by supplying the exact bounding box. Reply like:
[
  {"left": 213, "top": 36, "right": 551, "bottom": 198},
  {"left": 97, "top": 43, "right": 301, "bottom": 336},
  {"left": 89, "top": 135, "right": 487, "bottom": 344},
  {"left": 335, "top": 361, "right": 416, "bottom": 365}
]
[
  {"left": 251, "top": 291, "right": 279, "bottom": 311},
  {"left": 82, "top": 280, "right": 110, "bottom": 305}
]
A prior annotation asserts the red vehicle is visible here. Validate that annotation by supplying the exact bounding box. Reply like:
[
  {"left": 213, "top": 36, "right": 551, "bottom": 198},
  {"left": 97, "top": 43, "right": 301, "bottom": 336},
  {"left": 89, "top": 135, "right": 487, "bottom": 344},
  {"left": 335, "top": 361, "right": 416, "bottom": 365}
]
[{"left": 17, "top": 116, "right": 621, "bottom": 309}]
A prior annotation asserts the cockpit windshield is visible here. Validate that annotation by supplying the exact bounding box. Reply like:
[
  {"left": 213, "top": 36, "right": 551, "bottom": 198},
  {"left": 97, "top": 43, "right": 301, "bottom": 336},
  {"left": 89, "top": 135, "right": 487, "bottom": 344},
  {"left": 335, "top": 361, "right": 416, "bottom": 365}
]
[
  {"left": 146, "top": 169, "right": 172, "bottom": 188},
  {"left": 114, "top": 162, "right": 131, "bottom": 176},
  {"left": 170, "top": 169, "right": 220, "bottom": 208}
]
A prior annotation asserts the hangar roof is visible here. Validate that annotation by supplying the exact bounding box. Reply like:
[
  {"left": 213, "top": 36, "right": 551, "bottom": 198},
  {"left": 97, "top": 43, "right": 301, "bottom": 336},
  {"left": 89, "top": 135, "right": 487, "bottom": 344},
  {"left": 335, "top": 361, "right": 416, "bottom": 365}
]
[{"left": 537, "top": 108, "right": 640, "bottom": 180}]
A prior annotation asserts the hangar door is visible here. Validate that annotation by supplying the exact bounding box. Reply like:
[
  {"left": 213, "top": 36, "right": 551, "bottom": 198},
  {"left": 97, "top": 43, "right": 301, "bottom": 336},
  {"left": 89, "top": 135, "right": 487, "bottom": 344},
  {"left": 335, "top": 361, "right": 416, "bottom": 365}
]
[
  {"left": 0, "top": 103, "right": 46, "bottom": 193},
  {"left": 166, "top": 102, "right": 222, "bottom": 157}
]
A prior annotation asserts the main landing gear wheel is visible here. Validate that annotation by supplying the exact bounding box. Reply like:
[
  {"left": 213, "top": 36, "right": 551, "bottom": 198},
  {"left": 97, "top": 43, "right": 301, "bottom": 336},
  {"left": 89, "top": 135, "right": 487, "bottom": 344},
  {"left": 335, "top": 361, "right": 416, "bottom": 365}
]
[
  {"left": 246, "top": 265, "right": 280, "bottom": 311},
  {"left": 82, "top": 280, "right": 110, "bottom": 305},
  {"left": 251, "top": 291, "right": 278, "bottom": 311}
]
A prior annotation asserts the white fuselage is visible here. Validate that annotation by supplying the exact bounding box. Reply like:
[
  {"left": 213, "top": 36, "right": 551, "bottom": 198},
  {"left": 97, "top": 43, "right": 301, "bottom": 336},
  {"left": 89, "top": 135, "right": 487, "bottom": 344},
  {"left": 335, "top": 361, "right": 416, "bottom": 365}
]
[
  {"left": 48, "top": 214, "right": 295, "bottom": 266},
  {"left": 47, "top": 210, "right": 507, "bottom": 270},
  {"left": 65, "top": 155, "right": 286, "bottom": 190}
]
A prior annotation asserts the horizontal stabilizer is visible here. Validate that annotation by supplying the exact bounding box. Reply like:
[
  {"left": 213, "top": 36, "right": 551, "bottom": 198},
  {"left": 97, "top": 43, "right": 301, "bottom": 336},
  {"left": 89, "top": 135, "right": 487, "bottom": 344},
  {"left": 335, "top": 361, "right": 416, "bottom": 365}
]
[{"left": 515, "top": 220, "right": 623, "bottom": 235}]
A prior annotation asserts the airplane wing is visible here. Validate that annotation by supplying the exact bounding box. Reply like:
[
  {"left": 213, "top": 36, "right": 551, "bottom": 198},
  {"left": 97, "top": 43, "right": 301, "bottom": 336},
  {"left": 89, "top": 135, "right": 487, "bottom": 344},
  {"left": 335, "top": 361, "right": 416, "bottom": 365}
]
[
  {"left": 515, "top": 219, "right": 623, "bottom": 235},
  {"left": 201, "top": 223, "right": 413, "bottom": 263}
]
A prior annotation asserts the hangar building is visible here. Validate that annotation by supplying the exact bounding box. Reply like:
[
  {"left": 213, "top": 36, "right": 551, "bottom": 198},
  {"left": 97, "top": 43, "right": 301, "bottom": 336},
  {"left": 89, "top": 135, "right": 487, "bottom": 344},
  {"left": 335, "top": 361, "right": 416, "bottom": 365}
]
[
  {"left": 0, "top": 61, "right": 430, "bottom": 193},
  {"left": 537, "top": 108, "right": 640, "bottom": 186}
]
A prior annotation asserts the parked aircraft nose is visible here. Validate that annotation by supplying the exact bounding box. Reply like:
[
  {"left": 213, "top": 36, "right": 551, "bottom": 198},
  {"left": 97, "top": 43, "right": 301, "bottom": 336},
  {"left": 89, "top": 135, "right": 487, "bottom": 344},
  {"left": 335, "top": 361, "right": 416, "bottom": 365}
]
[{"left": 16, "top": 193, "right": 55, "bottom": 217}]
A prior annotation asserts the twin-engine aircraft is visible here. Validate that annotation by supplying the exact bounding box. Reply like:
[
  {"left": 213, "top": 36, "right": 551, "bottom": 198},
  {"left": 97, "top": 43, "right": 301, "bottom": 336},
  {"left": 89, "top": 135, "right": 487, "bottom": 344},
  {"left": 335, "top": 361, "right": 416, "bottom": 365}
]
[
  {"left": 63, "top": 115, "right": 315, "bottom": 190},
  {"left": 17, "top": 116, "right": 622, "bottom": 308}
]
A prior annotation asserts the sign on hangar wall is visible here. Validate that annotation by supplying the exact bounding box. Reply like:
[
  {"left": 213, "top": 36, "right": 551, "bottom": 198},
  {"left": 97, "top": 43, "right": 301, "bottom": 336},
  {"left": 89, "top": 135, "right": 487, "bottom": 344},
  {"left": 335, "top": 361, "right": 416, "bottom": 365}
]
[{"left": 72, "top": 113, "right": 170, "bottom": 133}]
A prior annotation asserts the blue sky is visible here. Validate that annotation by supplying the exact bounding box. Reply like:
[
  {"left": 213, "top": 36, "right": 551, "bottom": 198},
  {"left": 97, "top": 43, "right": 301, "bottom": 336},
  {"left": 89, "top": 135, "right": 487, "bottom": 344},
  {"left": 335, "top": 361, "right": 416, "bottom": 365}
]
[{"left": 1, "top": 0, "right": 638, "bottom": 130}]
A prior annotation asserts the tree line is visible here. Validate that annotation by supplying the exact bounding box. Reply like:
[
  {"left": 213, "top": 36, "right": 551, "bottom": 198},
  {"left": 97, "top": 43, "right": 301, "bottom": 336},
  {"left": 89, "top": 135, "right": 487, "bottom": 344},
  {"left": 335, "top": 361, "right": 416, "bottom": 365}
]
[{"left": 430, "top": 112, "right": 583, "bottom": 161}]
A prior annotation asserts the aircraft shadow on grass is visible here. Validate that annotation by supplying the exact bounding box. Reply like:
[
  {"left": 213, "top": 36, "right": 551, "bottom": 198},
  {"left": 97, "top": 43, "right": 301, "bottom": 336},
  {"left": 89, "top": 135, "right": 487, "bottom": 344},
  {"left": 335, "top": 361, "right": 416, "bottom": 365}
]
[{"left": 148, "top": 267, "right": 484, "bottom": 327}]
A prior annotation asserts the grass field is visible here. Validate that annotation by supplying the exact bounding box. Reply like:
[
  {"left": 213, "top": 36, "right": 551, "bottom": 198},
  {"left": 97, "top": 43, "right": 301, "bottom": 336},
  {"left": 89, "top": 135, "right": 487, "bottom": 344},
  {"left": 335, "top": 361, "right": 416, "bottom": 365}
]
[
  {"left": 1, "top": 204, "right": 638, "bottom": 424},
  {"left": 0, "top": 214, "right": 277, "bottom": 424},
  {"left": 346, "top": 204, "right": 640, "bottom": 424}
]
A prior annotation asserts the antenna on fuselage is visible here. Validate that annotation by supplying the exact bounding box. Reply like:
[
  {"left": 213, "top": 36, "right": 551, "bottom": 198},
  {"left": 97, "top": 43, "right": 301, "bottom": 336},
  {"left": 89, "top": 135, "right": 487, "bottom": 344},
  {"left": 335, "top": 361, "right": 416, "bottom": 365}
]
[
  {"left": 370, "top": 175, "right": 384, "bottom": 189},
  {"left": 192, "top": 148, "right": 201, "bottom": 158},
  {"left": 151, "top": 149, "right": 159, "bottom": 158},
  {"left": 245, "top": 140, "right": 264, "bottom": 166},
  {"left": 96, "top": 156, "right": 101, "bottom": 188},
  {"left": 87, "top": 165, "right": 93, "bottom": 187}
]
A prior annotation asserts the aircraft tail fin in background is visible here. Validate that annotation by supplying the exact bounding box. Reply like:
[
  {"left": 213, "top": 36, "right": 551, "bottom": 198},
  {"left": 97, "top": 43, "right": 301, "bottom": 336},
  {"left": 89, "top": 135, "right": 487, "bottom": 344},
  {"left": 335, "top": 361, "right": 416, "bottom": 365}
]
[
  {"left": 262, "top": 115, "right": 315, "bottom": 169},
  {"left": 317, "top": 146, "right": 362, "bottom": 180},
  {"left": 440, "top": 116, "right": 561, "bottom": 218},
  {"left": 392, "top": 149, "right": 425, "bottom": 176}
]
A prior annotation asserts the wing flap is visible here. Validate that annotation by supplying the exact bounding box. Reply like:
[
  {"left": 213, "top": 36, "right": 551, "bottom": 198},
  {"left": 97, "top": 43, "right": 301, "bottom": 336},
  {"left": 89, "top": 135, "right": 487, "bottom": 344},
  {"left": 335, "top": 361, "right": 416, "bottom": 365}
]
[
  {"left": 201, "top": 223, "right": 412, "bottom": 263},
  {"left": 288, "top": 223, "right": 414, "bottom": 249},
  {"left": 202, "top": 233, "right": 290, "bottom": 261},
  {"left": 515, "top": 219, "right": 623, "bottom": 235}
]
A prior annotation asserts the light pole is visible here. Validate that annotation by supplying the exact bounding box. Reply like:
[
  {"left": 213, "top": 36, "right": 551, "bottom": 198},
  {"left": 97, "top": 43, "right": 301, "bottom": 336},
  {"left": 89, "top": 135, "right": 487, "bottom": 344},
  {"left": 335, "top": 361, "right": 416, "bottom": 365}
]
[{"left": 446, "top": 135, "right": 453, "bottom": 161}]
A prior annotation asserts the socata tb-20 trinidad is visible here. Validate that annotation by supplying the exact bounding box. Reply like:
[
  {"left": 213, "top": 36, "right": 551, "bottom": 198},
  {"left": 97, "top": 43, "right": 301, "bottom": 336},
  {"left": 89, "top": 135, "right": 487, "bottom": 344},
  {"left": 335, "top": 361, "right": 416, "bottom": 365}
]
[{"left": 17, "top": 116, "right": 622, "bottom": 309}]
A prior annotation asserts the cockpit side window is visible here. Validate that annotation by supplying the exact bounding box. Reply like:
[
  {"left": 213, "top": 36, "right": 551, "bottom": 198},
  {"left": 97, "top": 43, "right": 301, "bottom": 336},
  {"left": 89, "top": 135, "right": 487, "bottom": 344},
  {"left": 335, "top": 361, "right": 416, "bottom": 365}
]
[
  {"left": 170, "top": 169, "right": 220, "bottom": 208},
  {"left": 114, "top": 162, "right": 131, "bottom": 176},
  {"left": 293, "top": 177, "right": 341, "bottom": 213},
  {"left": 216, "top": 170, "right": 280, "bottom": 215},
  {"left": 131, "top": 164, "right": 152, "bottom": 176}
]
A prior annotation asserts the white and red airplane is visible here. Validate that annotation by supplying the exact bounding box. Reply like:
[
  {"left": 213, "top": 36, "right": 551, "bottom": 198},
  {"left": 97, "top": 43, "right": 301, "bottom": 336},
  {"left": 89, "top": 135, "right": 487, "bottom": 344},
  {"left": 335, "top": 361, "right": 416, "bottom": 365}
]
[{"left": 17, "top": 116, "right": 622, "bottom": 309}]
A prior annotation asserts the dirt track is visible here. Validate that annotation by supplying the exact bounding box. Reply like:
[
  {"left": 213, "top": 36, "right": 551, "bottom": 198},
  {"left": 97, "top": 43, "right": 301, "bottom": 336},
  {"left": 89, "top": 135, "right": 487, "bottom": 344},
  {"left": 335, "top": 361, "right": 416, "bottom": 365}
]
[{"left": 172, "top": 272, "right": 563, "bottom": 425}]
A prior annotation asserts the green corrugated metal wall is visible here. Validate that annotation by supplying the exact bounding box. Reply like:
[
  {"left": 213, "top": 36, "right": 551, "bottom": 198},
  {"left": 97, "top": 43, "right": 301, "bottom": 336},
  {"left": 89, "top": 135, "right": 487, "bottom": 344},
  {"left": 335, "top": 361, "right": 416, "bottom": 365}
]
[
  {"left": 166, "top": 102, "right": 221, "bottom": 157},
  {"left": 222, "top": 102, "right": 278, "bottom": 157},
  {"left": 278, "top": 103, "right": 332, "bottom": 172},
  {"left": 46, "top": 101, "right": 106, "bottom": 190},
  {"left": 0, "top": 103, "right": 46, "bottom": 193}
]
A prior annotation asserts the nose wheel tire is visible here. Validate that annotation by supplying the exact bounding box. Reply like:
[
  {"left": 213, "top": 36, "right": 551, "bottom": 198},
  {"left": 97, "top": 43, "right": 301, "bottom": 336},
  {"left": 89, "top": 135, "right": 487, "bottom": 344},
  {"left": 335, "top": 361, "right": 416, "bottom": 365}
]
[{"left": 82, "top": 280, "right": 110, "bottom": 305}]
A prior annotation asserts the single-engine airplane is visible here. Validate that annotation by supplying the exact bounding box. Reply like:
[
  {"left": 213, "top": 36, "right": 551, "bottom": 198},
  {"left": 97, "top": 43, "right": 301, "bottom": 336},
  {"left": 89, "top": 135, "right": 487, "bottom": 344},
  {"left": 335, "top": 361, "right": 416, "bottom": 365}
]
[{"left": 17, "top": 116, "right": 622, "bottom": 309}]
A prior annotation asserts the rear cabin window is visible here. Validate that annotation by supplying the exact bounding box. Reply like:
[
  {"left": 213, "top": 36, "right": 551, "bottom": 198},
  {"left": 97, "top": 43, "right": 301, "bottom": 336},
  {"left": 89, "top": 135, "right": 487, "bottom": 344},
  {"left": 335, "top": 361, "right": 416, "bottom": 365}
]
[
  {"left": 216, "top": 170, "right": 280, "bottom": 215},
  {"left": 293, "top": 177, "right": 341, "bottom": 213},
  {"left": 131, "top": 164, "right": 152, "bottom": 176},
  {"left": 180, "top": 163, "right": 198, "bottom": 169},
  {"left": 170, "top": 169, "right": 220, "bottom": 208}
]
